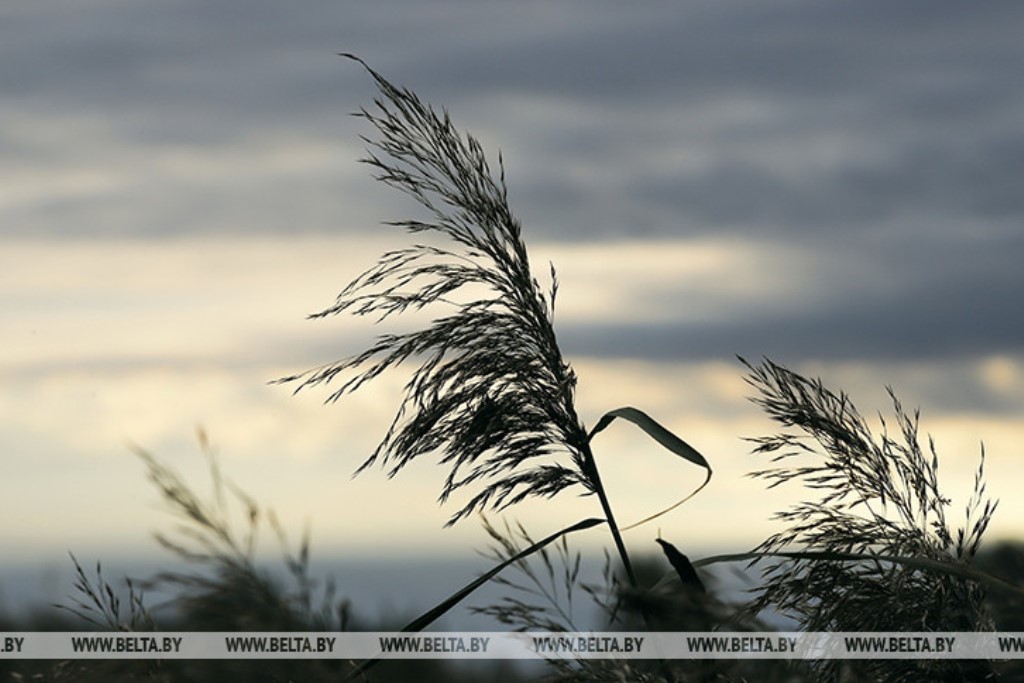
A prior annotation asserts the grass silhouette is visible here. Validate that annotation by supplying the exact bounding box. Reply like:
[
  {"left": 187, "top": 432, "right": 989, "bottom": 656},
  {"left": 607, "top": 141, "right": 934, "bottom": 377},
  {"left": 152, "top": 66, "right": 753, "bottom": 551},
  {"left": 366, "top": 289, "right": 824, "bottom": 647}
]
[
  {"left": 8, "top": 56, "right": 1022, "bottom": 683},
  {"left": 277, "top": 55, "right": 709, "bottom": 633}
]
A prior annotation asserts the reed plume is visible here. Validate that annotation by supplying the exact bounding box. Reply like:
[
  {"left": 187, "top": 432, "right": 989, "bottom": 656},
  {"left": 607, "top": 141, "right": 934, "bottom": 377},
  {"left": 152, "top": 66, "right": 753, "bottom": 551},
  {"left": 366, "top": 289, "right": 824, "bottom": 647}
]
[{"left": 281, "top": 55, "right": 595, "bottom": 527}]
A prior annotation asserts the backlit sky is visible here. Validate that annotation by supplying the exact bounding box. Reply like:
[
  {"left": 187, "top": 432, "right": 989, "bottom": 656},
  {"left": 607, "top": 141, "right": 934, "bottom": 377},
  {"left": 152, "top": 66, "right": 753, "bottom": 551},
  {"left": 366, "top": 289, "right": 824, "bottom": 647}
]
[{"left": 3, "top": 0, "right": 1023, "bottom": 573}]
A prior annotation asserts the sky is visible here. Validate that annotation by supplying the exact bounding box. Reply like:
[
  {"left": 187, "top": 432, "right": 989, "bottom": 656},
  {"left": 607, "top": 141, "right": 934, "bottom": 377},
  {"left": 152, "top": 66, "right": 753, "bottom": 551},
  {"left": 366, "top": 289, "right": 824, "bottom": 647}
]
[{"left": 3, "top": 0, "right": 1024, "bottom": 597}]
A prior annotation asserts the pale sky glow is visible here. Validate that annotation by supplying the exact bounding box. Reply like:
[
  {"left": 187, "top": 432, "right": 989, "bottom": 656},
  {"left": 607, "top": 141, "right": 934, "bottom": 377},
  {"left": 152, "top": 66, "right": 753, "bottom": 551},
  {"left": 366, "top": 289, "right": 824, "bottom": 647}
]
[
  {"left": 3, "top": 0, "right": 1024, "bottom": 610},
  {"left": 3, "top": 239, "right": 1023, "bottom": 566}
]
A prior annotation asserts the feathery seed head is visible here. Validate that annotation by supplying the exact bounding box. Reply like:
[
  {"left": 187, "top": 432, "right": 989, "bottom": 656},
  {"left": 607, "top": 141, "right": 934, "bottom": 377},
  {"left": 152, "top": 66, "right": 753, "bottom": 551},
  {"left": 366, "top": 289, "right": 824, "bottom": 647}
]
[{"left": 281, "top": 56, "right": 590, "bottom": 525}]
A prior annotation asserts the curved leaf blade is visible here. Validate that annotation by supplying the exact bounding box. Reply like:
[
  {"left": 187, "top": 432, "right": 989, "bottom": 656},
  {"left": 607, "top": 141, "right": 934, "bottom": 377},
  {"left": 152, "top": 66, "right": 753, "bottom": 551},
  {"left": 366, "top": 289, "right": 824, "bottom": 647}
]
[
  {"left": 687, "top": 549, "right": 1024, "bottom": 597},
  {"left": 656, "top": 538, "right": 706, "bottom": 593},
  {"left": 347, "top": 516, "right": 605, "bottom": 680},
  {"left": 589, "top": 406, "right": 709, "bottom": 470},
  {"left": 588, "top": 406, "right": 712, "bottom": 530}
]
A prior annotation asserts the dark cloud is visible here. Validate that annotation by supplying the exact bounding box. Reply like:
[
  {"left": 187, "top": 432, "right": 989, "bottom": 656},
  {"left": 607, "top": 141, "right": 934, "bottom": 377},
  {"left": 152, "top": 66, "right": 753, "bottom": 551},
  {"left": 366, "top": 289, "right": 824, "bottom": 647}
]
[
  {"left": 605, "top": 130, "right": 1024, "bottom": 238},
  {"left": 559, "top": 228, "right": 1024, "bottom": 363},
  {"left": 5, "top": 1, "right": 1023, "bottom": 234},
  {"left": 4, "top": 0, "right": 1023, "bottom": 363}
]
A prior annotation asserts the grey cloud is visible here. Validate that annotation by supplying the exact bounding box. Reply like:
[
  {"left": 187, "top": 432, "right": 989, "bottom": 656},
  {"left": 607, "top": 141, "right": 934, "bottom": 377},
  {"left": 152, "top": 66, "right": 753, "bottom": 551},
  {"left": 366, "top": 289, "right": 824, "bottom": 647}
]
[
  {"left": 558, "top": 229, "right": 1024, "bottom": 364},
  {"left": 5, "top": 0, "right": 1023, "bottom": 368},
  {"left": 608, "top": 132, "right": 1024, "bottom": 238},
  {"left": 5, "top": 0, "right": 1024, "bottom": 237}
]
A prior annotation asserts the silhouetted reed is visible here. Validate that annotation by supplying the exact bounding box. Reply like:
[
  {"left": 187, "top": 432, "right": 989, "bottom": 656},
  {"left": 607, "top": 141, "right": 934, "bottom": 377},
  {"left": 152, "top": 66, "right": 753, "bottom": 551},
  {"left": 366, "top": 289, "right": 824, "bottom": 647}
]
[
  {"left": 279, "top": 56, "right": 709, "bottom": 600},
  {"left": 739, "top": 357, "right": 998, "bottom": 681},
  {"left": 34, "top": 56, "right": 1024, "bottom": 683}
]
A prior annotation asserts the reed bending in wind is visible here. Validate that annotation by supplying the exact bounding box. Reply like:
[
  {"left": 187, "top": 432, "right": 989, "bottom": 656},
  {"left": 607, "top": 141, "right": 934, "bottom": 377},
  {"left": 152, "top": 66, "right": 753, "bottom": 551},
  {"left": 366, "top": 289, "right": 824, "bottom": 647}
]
[{"left": 280, "top": 55, "right": 709, "bottom": 594}]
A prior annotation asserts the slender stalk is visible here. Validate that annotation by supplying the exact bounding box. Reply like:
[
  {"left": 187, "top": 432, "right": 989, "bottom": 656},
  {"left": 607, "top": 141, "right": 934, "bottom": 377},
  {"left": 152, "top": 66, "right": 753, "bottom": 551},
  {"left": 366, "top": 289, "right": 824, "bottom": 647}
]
[
  {"left": 580, "top": 440, "right": 638, "bottom": 588},
  {"left": 582, "top": 439, "right": 680, "bottom": 683},
  {"left": 577, "top": 411, "right": 691, "bottom": 683}
]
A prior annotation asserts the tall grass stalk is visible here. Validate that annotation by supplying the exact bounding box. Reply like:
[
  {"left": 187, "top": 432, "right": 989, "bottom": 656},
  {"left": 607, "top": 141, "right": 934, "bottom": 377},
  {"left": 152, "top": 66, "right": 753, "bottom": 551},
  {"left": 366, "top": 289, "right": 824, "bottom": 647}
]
[{"left": 280, "top": 55, "right": 708, "bottom": 600}]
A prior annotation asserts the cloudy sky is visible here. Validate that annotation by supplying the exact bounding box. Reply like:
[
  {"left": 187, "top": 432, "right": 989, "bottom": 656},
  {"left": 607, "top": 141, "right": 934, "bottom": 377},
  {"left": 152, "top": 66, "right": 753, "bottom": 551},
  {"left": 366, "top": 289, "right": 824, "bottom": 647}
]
[{"left": 3, "top": 0, "right": 1023, "bottom": 592}]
